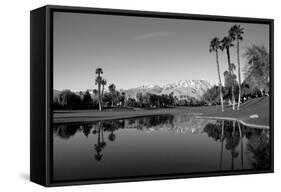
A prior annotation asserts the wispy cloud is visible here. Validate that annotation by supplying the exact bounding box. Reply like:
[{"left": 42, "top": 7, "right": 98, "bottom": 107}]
[{"left": 135, "top": 31, "right": 175, "bottom": 40}]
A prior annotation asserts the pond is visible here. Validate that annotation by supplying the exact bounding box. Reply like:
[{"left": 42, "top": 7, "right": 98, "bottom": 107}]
[{"left": 52, "top": 113, "right": 270, "bottom": 182}]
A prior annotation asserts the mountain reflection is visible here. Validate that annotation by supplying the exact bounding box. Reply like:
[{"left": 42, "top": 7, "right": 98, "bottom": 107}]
[
  {"left": 53, "top": 114, "right": 270, "bottom": 169},
  {"left": 53, "top": 114, "right": 213, "bottom": 139}
]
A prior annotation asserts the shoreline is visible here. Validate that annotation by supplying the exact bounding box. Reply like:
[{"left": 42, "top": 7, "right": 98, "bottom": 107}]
[
  {"left": 54, "top": 111, "right": 269, "bottom": 129},
  {"left": 53, "top": 97, "right": 270, "bottom": 129},
  {"left": 53, "top": 107, "right": 209, "bottom": 124},
  {"left": 54, "top": 112, "right": 203, "bottom": 124},
  {"left": 196, "top": 97, "right": 270, "bottom": 129},
  {"left": 196, "top": 116, "right": 269, "bottom": 129}
]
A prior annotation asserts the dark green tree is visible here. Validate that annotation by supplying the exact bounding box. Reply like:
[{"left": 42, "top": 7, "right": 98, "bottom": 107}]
[
  {"left": 108, "top": 83, "right": 116, "bottom": 107},
  {"left": 243, "top": 45, "right": 269, "bottom": 94}
]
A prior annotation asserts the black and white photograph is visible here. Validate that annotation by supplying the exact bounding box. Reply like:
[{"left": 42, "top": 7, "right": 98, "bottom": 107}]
[
  {"left": 1, "top": 0, "right": 281, "bottom": 190},
  {"left": 51, "top": 10, "right": 272, "bottom": 183}
]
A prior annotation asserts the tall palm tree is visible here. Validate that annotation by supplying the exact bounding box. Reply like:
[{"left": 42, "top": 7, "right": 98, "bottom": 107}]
[
  {"left": 95, "top": 68, "right": 103, "bottom": 111},
  {"left": 95, "top": 76, "right": 103, "bottom": 111},
  {"left": 229, "top": 25, "right": 244, "bottom": 110},
  {"left": 209, "top": 37, "right": 224, "bottom": 112},
  {"left": 220, "top": 36, "right": 236, "bottom": 110},
  {"left": 101, "top": 78, "right": 107, "bottom": 107}
]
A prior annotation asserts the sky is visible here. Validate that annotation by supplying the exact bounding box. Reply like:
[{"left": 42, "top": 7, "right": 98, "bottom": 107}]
[{"left": 53, "top": 12, "right": 269, "bottom": 91}]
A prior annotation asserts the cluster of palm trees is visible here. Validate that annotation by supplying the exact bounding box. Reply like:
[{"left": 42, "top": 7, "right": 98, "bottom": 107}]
[
  {"left": 204, "top": 120, "right": 244, "bottom": 170},
  {"left": 209, "top": 25, "right": 244, "bottom": 112},
  {"left": 95, "top": 67, "right": 121, "bottom": 111}
]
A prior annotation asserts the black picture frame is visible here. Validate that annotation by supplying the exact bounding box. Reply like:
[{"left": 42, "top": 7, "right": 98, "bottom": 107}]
[{"left": 30, "top": 5, "right": 274, "bottom": 187}]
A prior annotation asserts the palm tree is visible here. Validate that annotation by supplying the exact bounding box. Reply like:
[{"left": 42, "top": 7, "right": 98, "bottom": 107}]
[
  {"left": 95, "top": 68, "right": 103, "bottom": 111},
  {"left": 101, "top": 78, "right": 107, "bottom": 107},
  {"left": 108, "top": 83, "right": 116, "bottom": 107},
  {"left": 220, "top": 36, "right": 236, "bottom": 110},
  {"left": 209, "top": 37, "right": 224, "bottom": 112},
  {"left": 229, "top": 25, "right": 244, "bottom": 110},
  {"left": 95, "top": 76, "right": 103, "bottom": 111}
]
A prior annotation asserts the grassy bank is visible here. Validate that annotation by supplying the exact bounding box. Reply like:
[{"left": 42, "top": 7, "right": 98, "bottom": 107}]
[
  {"left": 53, "top": 106, "right": 216, "bottom": 124},
  {"left": 198, "top": 97, "right": 270, "bottom": 129},
  {"left": 53, "top": 97, "right": 270, "bottom": 128}
]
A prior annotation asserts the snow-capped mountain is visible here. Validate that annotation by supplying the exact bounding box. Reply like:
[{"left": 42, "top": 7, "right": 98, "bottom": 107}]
[
  {"left": 163, "top": 80, "right": 212, "bottom": 90},
  {"left": 125, "top": 80, "right": 212, "bottom": 101},
  {"left": 54, "top": 80, "right": 213, "bottom": 101}
]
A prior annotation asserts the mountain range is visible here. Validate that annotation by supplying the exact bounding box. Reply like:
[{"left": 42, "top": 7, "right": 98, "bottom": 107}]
[
  {"left": 124, "top": 80, "right": 212, "bottom": 101},
  {"left": 54, "top": 80, "right": 213, "bottom": 101}
]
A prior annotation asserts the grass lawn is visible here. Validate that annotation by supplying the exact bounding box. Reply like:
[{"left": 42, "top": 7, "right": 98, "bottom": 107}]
[
  {"left": 198, "top": 96, "right": 270, "bottom": 129},
  {"left": 53, "top": 97, "right": 270, "bottom": 129}
]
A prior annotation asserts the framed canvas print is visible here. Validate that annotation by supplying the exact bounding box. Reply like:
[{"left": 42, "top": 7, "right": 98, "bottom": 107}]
[{"left": 30, "top": 5, "right": 274, "bottom": 187}]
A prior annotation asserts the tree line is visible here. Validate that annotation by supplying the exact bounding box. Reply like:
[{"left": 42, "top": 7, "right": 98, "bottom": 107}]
[{"left": 209, "top": 25, "right": 269, "bottom": 111}]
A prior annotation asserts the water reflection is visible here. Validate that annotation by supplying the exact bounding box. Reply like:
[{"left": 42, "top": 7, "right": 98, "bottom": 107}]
[
  {"left": 53, "top": 114, "right": 270, "bottom": 181},
  {"left": 203, "top": 120, "right": 270, "bottom": 170}
]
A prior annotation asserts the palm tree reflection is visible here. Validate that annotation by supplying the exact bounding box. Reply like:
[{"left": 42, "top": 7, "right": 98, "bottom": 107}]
[
  {"left": 238, "top": 122, "right": 244, "bottom": 169},
  {"left": 93, "top": 122, "right": 106, "bottom": 161},
  {"left": 204, "top": 120, "right": 269, "bottom": 170},
  {"left": 219, "top": 120, "right": 224, "bottom": 170},
  {"left": 92, "top": 120, "right": 121, "bottom": 161},
  {"left": 225, "top": 121, "right": 240, "bottom": 170},
  {"left": 53, "top": 115, "right": 269, "bottom": 167}
]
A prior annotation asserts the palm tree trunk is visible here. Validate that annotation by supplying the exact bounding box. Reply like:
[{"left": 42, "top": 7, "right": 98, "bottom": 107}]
[
  {"left": 101, "top": 85, "right": 104, "bottom": 108},
  {"left": 98, "top": 84, "right": 102, "bottom": 111},
  {"left": 237, "top": 40, "right": 242, "bottom": 110},
  {"left": 226, "top": 47, "right": 235, "bottom": 110},
  {"left": 216, "top": 50, "right": 224, "bottom": 112}
]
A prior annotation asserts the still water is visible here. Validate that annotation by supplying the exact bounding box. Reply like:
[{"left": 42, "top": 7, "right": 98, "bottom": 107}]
[{"left": 53, "top": 114, "right": 270, "bottom": 182}]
